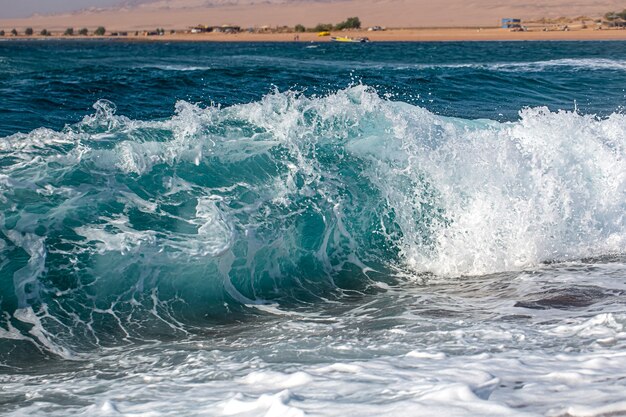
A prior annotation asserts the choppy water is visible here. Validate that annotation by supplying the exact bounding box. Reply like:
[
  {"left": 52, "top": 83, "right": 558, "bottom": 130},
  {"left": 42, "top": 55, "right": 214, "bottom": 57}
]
[{"left": 1, "top": 40, "right": 625, "bottom": 416}]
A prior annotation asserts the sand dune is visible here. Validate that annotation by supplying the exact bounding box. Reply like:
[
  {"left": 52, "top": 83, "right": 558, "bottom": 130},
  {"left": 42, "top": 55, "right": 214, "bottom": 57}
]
[{"left": 1, "top": 0, "right": 625, "bottom": 31}]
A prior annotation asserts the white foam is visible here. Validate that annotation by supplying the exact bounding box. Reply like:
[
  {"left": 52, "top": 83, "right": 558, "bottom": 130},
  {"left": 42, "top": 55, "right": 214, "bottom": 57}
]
[
  {"left": 141, "top": 64, "right": 212, "bottom": 72},
  {"left": 241, "top": 371, "right": 313, "bottom": 388},
  {"left": 13, "top": 307, "right": 76, "bottom": 359},
  {"left": 394, "top": 58, "right": 626, "bottom": 72},
  {"left": 557, "top": 401, "right": 626, "bottom": 417},
  {"left": 193, "top": 197, "right": 235, "bottom": 257},
  {"left": 492, "top": 58, "right": 626, "bottom": 72},
  {"left": 221, "top": 390, "right": 304, "bottom": 417},
  {"left": 406, "top": 350, "right": 447, "bottom": 360},
  {"left": 2, "top": 267, "right": 626, "bottom": 416},
  {"left": 75, "top": 216, "right": 157, "bottom": 255}
]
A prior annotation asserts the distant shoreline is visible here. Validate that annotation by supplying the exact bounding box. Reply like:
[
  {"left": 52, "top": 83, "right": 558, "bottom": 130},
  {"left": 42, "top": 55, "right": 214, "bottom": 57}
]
[{"left": 5, "top": 28, "right": 626, "bottom": 42}]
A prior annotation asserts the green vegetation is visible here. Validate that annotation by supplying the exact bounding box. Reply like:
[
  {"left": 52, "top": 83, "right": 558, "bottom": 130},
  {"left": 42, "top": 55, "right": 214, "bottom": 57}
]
[
  {"left": 78, "top": 28, "right": 88, "bottom": 36},
  {"left": 312, "top": 17, "right": 362, "bottom": 32},
  {"left": 94, "top": 26, "right": 106, "bottom": 36},
  {"left": 11, "top": 29, "right": 17, "bottom": 36},
  {"left": 335, "top": 16, "right": 361, "bottom": 30},
  {"left": 294, "top": 24, "right": 306, "bottom": 33},
  {"left": 25, "top": 27, "right": 33, "bottom": 36},
  {"left": 0, "top": 30, "right": 4, "bottom": 36},
  {"left": 604, "top": 10, "right": 625, "bottom": 20},
  {"left": 40, "top": 29, "right": 50, "bottom": 36},
  {"left": 64, "top": 28, "right": 74, "bottom": 36},
  {"left": 313, "top": 23, "right": 333, "bottom": 32}
]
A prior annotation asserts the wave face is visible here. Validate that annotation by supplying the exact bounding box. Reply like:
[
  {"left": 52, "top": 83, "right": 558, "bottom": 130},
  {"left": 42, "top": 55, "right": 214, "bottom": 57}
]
[{"left": 1, "top": 85, "right": 625, "bottom": 355}]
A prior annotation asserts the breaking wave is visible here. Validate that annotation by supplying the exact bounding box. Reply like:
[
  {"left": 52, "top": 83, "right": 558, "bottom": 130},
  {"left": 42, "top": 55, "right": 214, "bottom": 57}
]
[{"left": 0, "top": 85, "right": 624, "bottom": 356}]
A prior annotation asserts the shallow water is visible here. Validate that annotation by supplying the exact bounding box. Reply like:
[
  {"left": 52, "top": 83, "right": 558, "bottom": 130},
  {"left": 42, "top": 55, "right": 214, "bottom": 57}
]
[{"left": 0, "top": 40, "right": 625, "bottom": 416}]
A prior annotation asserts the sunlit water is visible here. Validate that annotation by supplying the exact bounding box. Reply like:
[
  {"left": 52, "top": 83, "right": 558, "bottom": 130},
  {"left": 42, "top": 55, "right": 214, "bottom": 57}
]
[{"left": 0, "top": 40, "right": 625, "bottom": 416}]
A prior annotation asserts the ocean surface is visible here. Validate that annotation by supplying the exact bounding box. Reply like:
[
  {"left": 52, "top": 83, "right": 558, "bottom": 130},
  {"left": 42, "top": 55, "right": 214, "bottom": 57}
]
[{"left": 0, "top": 40, "right": 625, "bottom": 416}]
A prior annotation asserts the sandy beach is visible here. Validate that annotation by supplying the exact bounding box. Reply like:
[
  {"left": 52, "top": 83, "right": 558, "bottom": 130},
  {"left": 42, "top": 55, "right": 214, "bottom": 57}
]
[
  {"left": 5, "top": 27, "right": 626, "bottom": 42},
  {"left": 120, "top": 27, "right": 626, "bottom": 42}
]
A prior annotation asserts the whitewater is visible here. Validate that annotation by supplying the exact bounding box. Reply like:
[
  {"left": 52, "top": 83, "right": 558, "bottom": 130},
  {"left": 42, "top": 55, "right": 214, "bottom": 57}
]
[{"left": 0, "top": 40, "right": 625, "bottom": 416}]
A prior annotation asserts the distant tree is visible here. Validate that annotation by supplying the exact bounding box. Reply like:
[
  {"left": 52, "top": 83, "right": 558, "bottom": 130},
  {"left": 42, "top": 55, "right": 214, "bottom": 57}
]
[
  {"left": 135, "top": 31, "right": 139, "bottom": 36},
  {"left": 25, "top": 27, "right": 33, "bottom": 36},
  {"left": 604, "top": 12, "right": 618, "bottom": 21},
  {"left": 313, "top": 23, "right": 333, "bottom": 32},
  {"left": 94, "top": 26, "right": 106, "bottom": 36},
  {"left": 170, "top": 29, "right": 176, "bottom": 34},
  {"left": 0, "top": 30, "right": 4, "bottom": 36},
  {"left": 78, "top": 28, "right": 88, "bottom": 36},
  {"left": 64, "top": 27, "right": 74, "bottom": 36},
  {"left": 349, "top": 16, "right": 362, "bottom": 28},
  {"left": 40, "top": 29, "right": 50, "bottom": 36},
  {"left": 11, "top": 28, "right": 18, "bottom": 36},
  {"left": 335, "top": 17, "right": 361, "bottom": 30},
  {"left": 294, "top": 24, "right": 306, "bottom": 33}
]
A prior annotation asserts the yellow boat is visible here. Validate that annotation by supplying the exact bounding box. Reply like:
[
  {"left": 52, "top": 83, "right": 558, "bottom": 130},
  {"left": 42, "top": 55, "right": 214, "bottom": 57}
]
[
  {"left": 330, "top": 36, "right": 369, "bottom": 43},
  {"left": 317, "top": 31, "right": 331, "bottom": 37}
]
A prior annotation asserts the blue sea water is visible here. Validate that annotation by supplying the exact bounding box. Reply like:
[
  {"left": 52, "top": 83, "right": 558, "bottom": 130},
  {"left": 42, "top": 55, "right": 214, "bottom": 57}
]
[{"left": 0, "top": 40, "right": 625, "bottom": 416}]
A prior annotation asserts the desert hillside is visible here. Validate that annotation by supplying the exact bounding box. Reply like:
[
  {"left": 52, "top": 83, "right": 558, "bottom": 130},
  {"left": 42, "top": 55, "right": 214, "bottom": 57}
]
[{"left": 1, "top": 0, "right": 624, "bottom": 30}]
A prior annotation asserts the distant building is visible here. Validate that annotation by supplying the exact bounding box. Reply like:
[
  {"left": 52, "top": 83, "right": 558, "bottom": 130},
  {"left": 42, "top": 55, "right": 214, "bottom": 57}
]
[
  {"left": 190, "top": 25, "right": 241, "bottom": 33},
  {"left": 214, "top": 25, "right": 241, "bottom": 33},
  {"left": 501, "top": 18, "right": 521, "bottom": 29}
]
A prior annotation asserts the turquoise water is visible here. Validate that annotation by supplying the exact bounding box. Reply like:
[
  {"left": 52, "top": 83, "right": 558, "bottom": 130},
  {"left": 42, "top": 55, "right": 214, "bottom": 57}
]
[{"left": 1, "top": 40, "right": 626, "bottom": 416}]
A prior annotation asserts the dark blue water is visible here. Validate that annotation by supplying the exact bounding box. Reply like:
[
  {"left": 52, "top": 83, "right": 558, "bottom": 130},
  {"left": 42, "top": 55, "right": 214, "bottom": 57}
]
[{"left": 2, "top": 40, "right": 626, "bottom": 137}]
